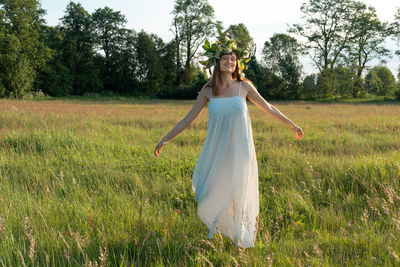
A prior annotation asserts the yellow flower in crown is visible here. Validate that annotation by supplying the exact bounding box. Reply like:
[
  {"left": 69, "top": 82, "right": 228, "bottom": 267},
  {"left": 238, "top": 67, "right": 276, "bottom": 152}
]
[{"left": 199, "top": 29, "right": 251, "bottom": 72}]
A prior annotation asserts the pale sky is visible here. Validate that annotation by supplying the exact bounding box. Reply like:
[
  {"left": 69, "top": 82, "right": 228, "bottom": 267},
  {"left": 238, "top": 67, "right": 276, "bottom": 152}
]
[{"left": 39, "top": 0, "right": 400, "bottom": 78}]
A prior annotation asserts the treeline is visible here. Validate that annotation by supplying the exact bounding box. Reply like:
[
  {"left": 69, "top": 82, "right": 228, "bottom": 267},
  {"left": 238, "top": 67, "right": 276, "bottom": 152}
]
[{"left": 0, "top": 0, "right": 400, "bottom": 100}]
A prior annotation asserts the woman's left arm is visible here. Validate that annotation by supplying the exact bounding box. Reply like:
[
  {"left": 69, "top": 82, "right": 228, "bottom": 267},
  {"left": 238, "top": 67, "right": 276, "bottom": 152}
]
[{"left": 245, "top": 81, "right": 304, "bottom": 140}]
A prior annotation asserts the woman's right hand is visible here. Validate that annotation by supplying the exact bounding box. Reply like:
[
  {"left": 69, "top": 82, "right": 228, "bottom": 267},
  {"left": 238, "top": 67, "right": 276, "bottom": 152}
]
[
  {"left": 154, "top": 140, "right": 166, "bottom": 158},
  {"left": 153, "top": 84, "right": 210, "bottom": 159}
]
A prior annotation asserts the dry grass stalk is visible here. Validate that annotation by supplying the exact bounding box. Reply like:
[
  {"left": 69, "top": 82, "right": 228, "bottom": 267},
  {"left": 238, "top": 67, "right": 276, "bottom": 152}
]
[
  {"left": 197, "top": 252, "right": 213, "bottom": 266},
  {"left": 0, "top": 216, "right": 4, "bottom": 235},
  {"left": 230, "top": 255, "right": 239, "bottom": 267},
  {"left": 388, "top": 246, "right": 400, "bottom": 263},
  {"left": 200, "top": 239, "right": 217, "bottom": 252},
  {"left": 266, "top": 254, "right": 273, "bottom": 266},
  {"left": 17, "top": 250, "right": 26, "bottom": 267},
  {"left": 23, "top": 216, "right": 36, "bottom": 262},
  {"left": 75, "top": 232, "right": 85, "bottom": 255},
  {"left": 313, "top": 243, "right": 323, "bottom": 262},
  {"left": 99, "top": 240, "right": 109, "bottom": 267}
]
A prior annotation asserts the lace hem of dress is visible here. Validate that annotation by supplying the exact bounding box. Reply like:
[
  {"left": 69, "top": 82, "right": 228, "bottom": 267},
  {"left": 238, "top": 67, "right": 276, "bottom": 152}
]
[{"left": 208, "top": 199, "right": 260, "bottom": 248}]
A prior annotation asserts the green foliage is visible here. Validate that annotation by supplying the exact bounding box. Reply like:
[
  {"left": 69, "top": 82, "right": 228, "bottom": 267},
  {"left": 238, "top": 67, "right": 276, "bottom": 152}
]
[
  {"left": 225, "top": 23, "right": 255, "bottom": 58},
  {"left": 332, "top": 66, "right": 357, "bottom": 98},
  {"left": 92, "top": 6, "right": 127, "bottom": 62},
  {"left": 290, "top": 0, "right": 360, "bottom": 71},
  {"left": 278, "top": 55, "right": 302, "bottom": 99},
  {"left": 396, "top": 71, "right": 400, "bottom": 99},
  {"left": 104, "top": 28, "right": 139, "bottom": 94},
  {"left": 316, "top": 69, "right": 336, "bottom": 99},
  {"left": 200, "top": 28, "right": 251, "bottom": 72},
  {"left": 391, "top": 7, "right": 400, "bottom": 57},
  {"left": 159, "top": 40, "right": 179, "bottom": 87},
  {"left": 365, "top": 71, "right": 383, "bottom": 96},
  {"left": 171, "top": 0, "right": 220, "bottom": 84},
  {"left": 92, "top": 6, "right": 127, "bottom": 92},
  {"left": 34, "top": 26, "right": 73, "bottom": 96},
  {"left": 34, "top": 58, "right": 73, "bottom": 97},
  {"left": 244, "top": 56, "right": 287, "bottom": 100},
  {"left": 365, "top": 66, "right": 396, "bottom": 96},
  {"left": 395, "top": 84, "right": 400, "bottom": 100},
  {"left": 343, "top": 3, "right": 390, "bottom": 97},
  {"left": 0, "top": 0, "right": 397, "bottom": 101},
  {"left": 262, "top": 33, "right": 303, "bottom": 99},
  {"left": 60, "top": 2, "right": 102, "bottom": 95},
  {"left": 158, "top": 71, "right": 208, "bottom": 99},
  {"left": 0, "top": 0, "right": 51, "bottom": 70},
  {"left": 302, "top": 74, "right": 318, "bottom": 100},
  {"left": 313, "top": 67, "right": 358, "bottom": 99},
  {"left": 0, "top": 0, "right": 51, "bottom": 97},
  {"left": 0, "top": 32, "right": 34, "bottom": 97},
  {"left": 134, "top": 31, "right": 165, "bottom": 95},
  {"left": 291, "top": 0, "right": 394, "bottom": 100}
]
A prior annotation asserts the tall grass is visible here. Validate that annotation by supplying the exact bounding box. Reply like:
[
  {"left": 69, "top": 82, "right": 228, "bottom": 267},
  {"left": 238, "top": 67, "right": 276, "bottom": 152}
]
[{"left": 0, "top": 98, "right": 399, "bottom": 266}]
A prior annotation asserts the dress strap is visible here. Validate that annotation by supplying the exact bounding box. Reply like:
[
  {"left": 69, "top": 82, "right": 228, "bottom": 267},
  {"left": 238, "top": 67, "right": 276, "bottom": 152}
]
[{"left": 238, "top": 81, "right": 241, "bottom": 96}]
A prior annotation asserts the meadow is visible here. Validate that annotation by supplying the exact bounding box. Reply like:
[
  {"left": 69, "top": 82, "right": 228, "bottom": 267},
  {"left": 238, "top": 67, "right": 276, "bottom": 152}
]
[{"left": 0, "top": 97, "right": 399, "bottom": 266}]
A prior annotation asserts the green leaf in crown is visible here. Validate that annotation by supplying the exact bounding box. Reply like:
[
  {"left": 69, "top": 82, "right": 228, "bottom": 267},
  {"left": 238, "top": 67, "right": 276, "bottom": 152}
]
[{"left": 200, "top": 30, "right": 251, "bottom": 72}]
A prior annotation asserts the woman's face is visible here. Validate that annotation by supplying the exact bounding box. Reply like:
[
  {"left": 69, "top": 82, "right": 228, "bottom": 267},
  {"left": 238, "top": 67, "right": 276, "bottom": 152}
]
[{"left": 219, "top": 53, "right": 237, "bottom": 73}]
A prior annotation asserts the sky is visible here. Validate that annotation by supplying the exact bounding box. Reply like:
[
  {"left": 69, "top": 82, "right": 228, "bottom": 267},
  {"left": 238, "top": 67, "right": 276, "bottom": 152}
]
[{"left": 39, "top": 0, "right": 400, "bottom": 78}]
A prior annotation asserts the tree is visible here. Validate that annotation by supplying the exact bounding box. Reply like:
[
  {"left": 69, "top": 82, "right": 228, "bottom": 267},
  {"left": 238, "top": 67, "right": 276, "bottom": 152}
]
[
  {"left": 159, "top": 40, "right": 179, "bottom": 86},
  {"left": 313, "top": 66, "right": 357, "bottom": 99},
  {"left": 316, "top": 68, "right": 337, "bottom": 98},
  {"left": 134, "top": 31, "right": 165, "bottom": 95},
  {"left": 104, "top": 28, "right": 139, "bottom": 94},
  {"left": 0, "top": 30, "right": 32, "bottom": 97},
  {"left": 391, "top": 7, "right": 400, "bottom": 69},
  {"left": 332, "top": 65, "right": 357, "bottom": 98},
  {"left": 60, "top": 1, "right": 101, "bottom": 94},
  {"left": 244, "top": 55, "right": 285, "bottom": 99},
  {"left": 344, "top": 3, "right": 390, "bottom": 97},
  {"left": 262, "top": 33, "right": 303, "bottom": 99},
  {"left": 396, "top": 69, "right": 400, "bottom": 99},
  {"left": 365, "top": 71, "right": 383, "bottom": 96},
  {"left": 92, "top": 6, "right": 127, "bottom": 81},
  {"left": 225, "top": 23, "right": 255, "bottom": 57},
  {"left": 290, "top": 0, "right": 361, "bottom": 72},
  {"left": 0, "top": 0, "right": 51, "bottom": 97},
  {"left": 170, "top": 0, "right": 220, "bottom": 84},
  {"left": 365, "top": 65, "right": 396, "bottom": 96},
  {"left": 302, "top": 74, "right": 318, "bottom": 99},
  {"left": 392, "top": 7, "right": 400, "bottom": 48},
  {"left": 34, "top": 25, "right": 73, "bottom": 96}
]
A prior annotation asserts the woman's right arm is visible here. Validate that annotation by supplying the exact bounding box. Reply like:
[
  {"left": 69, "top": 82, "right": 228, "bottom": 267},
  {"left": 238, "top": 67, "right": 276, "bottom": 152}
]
[{"left": 154, "top": 84, "right": 210, "bottom": 158}]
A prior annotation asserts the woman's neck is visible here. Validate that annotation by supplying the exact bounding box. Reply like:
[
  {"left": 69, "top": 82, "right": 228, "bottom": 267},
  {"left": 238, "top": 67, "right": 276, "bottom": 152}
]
[{"left": 219, "top": 72, "right": 235, "bottom": 88}]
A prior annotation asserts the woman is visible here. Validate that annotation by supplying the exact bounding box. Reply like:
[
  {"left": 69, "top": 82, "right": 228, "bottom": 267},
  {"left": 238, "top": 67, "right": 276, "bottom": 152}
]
[{"left": 154, "top": 47, "right": 303, "bottom": 248}]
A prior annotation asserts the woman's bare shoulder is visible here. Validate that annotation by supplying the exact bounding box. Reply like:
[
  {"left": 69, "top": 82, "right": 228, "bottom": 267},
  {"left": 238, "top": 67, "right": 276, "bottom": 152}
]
[
  {"left": 241, "top": 79, "right": 256, "bottom": 92},
  {"left": 198, "top": 81, "right": 212, "bottom": 100}
]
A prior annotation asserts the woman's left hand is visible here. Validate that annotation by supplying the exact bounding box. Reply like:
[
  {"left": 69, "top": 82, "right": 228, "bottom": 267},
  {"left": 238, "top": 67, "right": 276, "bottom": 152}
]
[
  {"left": 154, "top": 140, "right": 166, "bottom": 158},
  {"left": 291, "top": 125, "right": 303, "bottom": 140}
]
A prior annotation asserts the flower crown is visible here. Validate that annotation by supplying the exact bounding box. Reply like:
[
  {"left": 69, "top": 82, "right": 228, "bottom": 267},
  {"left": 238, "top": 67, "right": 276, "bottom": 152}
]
[{"left": 200, "top": 29, "right": 251, "bottom": 72}]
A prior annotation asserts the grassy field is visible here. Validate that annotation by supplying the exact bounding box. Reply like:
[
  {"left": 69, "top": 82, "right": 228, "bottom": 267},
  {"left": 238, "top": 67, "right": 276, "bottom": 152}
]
[{"left": 0, "top": 97, "right": 399, "bottom": 266}]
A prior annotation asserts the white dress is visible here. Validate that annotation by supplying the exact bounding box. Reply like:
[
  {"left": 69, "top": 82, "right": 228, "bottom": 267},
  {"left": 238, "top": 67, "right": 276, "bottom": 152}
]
[{"left": 192, "top": 81, "right": 259, "bottom": 248}]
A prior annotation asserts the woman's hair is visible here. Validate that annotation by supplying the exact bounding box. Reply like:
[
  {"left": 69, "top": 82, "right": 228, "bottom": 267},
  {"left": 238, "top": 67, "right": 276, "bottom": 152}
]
[{"left": 206, "top": 51, "right": 252, "bottom": 96}]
